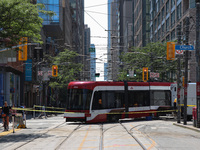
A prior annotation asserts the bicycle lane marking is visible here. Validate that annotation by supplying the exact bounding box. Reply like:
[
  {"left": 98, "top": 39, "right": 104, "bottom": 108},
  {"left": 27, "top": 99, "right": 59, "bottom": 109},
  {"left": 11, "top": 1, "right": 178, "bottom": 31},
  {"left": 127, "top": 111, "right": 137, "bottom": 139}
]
[{"left": 0, "top": 129, "right": 21, "bottom": 137}]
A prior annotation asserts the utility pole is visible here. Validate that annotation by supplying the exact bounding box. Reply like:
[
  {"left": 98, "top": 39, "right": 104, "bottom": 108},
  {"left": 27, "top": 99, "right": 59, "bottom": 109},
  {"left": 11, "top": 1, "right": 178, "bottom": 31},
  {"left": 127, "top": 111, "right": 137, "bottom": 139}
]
[
  {"left": 196, "top": 0, "right": 200, "bottom": 128},
  {"left": 183, "top": 17, "right": 190, "bottom": 125},
  {"left": 177, "top": 24, "right": 181, "bottom": 123}
]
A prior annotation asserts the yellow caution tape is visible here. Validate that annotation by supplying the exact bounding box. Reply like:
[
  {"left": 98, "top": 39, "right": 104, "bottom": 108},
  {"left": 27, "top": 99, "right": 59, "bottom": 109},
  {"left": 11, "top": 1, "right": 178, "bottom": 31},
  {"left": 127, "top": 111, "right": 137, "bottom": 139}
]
[
  {"left": 179, "top": 104, "right": 196, "bottom": 107},
  {"left": 12, "top": 107, "right": 177, "bottom": 115},
  {"left": 34, "top": 105, "right": 65, "bottom": 110}
]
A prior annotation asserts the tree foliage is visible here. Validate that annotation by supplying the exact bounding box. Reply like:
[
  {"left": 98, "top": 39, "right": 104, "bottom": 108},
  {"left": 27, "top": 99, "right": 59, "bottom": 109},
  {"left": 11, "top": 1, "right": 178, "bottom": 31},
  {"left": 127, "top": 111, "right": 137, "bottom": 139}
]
[
  {"left": 49, "top": 49, "right": 83, "bottom": 89},
  {"left": 0, "top": 0, "right": 54, "bottom": 48},
  {"left": 118, "top": 42, "right": 177, "bottom": 82}
]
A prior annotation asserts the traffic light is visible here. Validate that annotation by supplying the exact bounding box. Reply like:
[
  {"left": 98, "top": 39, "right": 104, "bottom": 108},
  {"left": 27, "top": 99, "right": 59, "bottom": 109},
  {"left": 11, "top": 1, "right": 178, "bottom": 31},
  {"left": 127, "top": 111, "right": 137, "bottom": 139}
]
[
  {"left": 166, "top": 42, "right": 175, "bottom": 60},
  {"left": 18, "top": 37, "right": 28, "bottom": 61},
  {"left": 95, "top": 73, "right": 100, "bottom": 77},
  {"left": 143, "top": 67, "right": 148, "bottom": 82},
  {"left": 52, "top": 65, "right": 58, "bottom": 77}
]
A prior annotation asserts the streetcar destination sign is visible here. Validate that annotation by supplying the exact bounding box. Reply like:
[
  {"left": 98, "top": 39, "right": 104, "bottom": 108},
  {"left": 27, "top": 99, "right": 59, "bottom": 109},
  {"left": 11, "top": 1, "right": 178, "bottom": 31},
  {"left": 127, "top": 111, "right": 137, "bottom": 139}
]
[{"left": 175, "top": 45, "right": 194, "bottom": 50}]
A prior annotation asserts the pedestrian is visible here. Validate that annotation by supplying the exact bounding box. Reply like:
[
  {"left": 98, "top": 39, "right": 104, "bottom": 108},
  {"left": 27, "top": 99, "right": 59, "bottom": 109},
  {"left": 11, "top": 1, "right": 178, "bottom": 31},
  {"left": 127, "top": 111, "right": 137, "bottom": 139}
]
[{"left": 0, "top": 101, "right": 11, "bottom": 130}]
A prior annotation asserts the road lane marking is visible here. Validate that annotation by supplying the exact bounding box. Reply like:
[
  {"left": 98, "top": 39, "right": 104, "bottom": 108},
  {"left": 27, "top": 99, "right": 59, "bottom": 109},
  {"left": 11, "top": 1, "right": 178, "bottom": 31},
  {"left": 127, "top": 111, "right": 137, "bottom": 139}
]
[
  {"left": 78, "top": 125, "right": 91, "bottom": 150},
  {"left": 131, "top": 125, "right": 157, "bottom": 150},
  {"left": 104, "top": 144, "right": 146, "bottom": 148},
  {"left": 0, "top": 129, "right": 21, "bottom": 136}
]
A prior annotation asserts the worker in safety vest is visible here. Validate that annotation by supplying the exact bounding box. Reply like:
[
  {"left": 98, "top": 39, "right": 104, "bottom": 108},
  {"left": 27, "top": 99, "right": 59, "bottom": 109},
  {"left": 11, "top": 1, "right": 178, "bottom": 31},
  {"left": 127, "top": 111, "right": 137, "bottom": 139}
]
[{"left": 173, "top": 98, "right": 177, "bottom": 110}]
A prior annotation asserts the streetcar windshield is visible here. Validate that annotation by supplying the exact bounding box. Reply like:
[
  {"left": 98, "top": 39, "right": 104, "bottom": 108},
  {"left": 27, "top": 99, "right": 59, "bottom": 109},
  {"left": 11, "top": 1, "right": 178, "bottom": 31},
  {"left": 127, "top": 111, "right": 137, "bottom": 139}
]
[{"left": 67, "top": 89, "right": 92, "bottom": 110}]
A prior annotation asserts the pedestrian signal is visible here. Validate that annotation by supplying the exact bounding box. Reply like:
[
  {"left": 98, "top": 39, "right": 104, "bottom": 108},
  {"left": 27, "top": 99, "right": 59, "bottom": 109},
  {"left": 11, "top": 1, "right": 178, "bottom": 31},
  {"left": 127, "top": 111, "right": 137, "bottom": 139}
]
[
  {"left": 52, "top": 65, "right": 58, "bottom": 77},
  {"left": 143, "top": 67, "right": 148, "bottom": 82}
]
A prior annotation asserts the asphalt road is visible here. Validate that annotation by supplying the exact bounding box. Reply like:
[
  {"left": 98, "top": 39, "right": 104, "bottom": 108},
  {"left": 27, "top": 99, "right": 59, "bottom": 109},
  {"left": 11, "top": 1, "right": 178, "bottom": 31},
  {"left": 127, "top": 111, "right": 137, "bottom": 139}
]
[{"left": 0, "top": 116, "right": 200, "bottom": 150}]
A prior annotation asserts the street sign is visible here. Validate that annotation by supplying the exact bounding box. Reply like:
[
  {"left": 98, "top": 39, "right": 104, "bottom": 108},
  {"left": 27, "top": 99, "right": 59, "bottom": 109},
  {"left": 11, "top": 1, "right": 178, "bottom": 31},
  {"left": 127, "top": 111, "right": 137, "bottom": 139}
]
[
  {"left": 175, "top": 45, "right": 194, "bottom": 50},
  {"left": 89, "top": 48, "right": 95, "bottom": 52},
  {"left": 48, "top": 70, "right": 52, "bottom": 76},
  {"left": 176, "top": 50, "right": 184, "bottom": 55},
  {"left": 129, "top": 70, "right": 134, "bottom": 77},
  {"left": 38, "top": 71, "right": 43, "bottom": 76},
  {"left": 150, "top": 72, "right": 159, "bottom": 78}
]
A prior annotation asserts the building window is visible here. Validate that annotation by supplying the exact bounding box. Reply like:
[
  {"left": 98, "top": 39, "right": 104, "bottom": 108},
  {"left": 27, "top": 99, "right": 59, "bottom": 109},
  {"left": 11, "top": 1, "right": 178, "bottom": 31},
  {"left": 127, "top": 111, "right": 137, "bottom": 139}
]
[
  {"left": 166, "top": 0, "right": 169, "bottom": 15},
  {"left": 162, "top": 24, "right": 165, "bottom": 37},
  {"left": 155, "top": 33, "right": 157, "bottom": 42},
  {"left": 171, "top": 0, "right": 176, "bottom": 8},
  {"left": 158, "top": 13, "right": 160, "bottom": 25},
  {"left": 166, "top": 18, "right": 169, "bottom": 32},
  {"left": 177, "top": 2, "right": 182, "bottom": 21},
  {"left": 150, "top": 25, "right": 153, "bottom": 36},
  {"left": 158, "top": 29, "right": 161, "bottom": 40},
  {"left": 154, "top": 19, "right": 157, "bottom": 31},
  {"left": 166, "top": 34, "right": 170, "bottom": 41},
  {"left": 162, "top": 7, "right": 165, "bottom": 20},
  {"left": 157, "top": 1, "right": 160, "bottom": 12},
  {"left": 171, "top": 11, "right": 175, "bottom": 27},
  {"left": 38, "top": 0, "right": 60, "bottom": 25},
  {"left": 171, "top": 29, "right": 175, "bottom": 40},
  {"left": 190, "top": 0, "right": 196, "bottom": 8}
]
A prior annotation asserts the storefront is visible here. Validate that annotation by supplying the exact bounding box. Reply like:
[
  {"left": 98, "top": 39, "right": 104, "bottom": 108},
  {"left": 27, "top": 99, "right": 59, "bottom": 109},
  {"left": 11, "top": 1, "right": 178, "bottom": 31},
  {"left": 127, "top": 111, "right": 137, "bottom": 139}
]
[{"left": 0, "top": 65, "right": 21, "bottom": 107}]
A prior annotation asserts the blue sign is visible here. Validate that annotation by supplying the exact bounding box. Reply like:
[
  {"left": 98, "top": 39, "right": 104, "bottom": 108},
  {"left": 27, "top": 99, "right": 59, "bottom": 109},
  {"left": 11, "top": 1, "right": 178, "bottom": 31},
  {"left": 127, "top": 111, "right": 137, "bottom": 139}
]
[
  {"left": 25, "top": 59, "right": 32, "bottom": 81},
  {"left": 175, "top": 45, "right": 194, "bottom": 50}
]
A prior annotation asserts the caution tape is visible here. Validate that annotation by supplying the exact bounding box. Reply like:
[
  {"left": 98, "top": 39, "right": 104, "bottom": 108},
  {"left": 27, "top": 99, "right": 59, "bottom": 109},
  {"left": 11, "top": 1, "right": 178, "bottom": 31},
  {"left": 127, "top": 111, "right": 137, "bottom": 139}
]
[
  {"left": 34, "top": 105, "right": 65, "bottom": 110},
  {"left": 179, "top": 104, "right": 196, "bottom": 107},
  {"left": 12, "top": 107, "right": 67, "bottom": 114},
  {"left": 11, "top": 107, "right": 177, "bottom": 115}
]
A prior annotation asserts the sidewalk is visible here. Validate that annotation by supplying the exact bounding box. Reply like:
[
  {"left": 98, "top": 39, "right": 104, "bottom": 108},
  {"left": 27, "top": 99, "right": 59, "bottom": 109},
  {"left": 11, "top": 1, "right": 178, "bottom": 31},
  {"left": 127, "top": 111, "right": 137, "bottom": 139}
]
[
  {"left": 0, "top": 113, "right": 33, "bottom": 133},
  {"left": 173, "top": 121, "right": 200, "bottom": 132}
]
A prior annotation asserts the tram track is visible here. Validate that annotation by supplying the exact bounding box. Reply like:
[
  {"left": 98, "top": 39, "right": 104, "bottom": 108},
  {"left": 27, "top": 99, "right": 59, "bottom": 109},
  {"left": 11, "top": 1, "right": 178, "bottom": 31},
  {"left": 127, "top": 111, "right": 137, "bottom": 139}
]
[
  {"left": 13, "top": 122, "right": 73, "bottom": 150},
  {"left": 9, "top": 120, "right": 156, "bottom": 150},
  {"left": 119, "top": 121, "right": 157, "bottom": 150},
  {"left": 55, "top": 123, "right": 82, "bottom": 150},
  {"left": 119, "top": 121, "right": 147, "bottom": 150},
  {"left": 14, "top": 122, "right": 81, "bottom": 150},
  {"left": 99, "top": 124, "right": 103, "bottom": 150}
]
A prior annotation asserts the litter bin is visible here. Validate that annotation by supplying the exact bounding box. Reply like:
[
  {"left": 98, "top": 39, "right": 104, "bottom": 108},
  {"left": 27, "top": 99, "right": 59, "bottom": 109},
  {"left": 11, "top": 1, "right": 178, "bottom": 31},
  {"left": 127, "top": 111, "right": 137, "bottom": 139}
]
[{"left": 192, "top": 107, "right": 197, "bottom": 127}]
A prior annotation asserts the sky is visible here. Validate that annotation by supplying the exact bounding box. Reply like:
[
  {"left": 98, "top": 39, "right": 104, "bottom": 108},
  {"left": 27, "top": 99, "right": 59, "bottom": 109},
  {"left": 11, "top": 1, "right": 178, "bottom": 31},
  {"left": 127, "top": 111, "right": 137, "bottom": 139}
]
[{"left": 84, "top": 0, "right": 108, "bottom": 81}]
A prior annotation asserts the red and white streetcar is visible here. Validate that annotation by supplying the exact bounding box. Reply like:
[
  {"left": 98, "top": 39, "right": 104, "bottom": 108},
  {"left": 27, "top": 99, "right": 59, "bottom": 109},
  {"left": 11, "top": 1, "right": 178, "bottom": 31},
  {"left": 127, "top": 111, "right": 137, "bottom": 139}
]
[{"left": 64, "top": 81, "right": 173, "bottom": 123}]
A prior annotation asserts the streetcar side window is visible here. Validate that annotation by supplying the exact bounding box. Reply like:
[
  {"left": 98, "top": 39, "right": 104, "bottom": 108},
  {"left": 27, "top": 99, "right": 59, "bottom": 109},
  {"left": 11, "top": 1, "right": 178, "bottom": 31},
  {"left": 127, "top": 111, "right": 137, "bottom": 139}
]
[
  {"left": 92, "top": 91, "right": 102, "bottom": 110},
  {"left": 128, "top": 91, "right": 150, "bottom": 107},
  {"left": 92, "top": 90, "right": 125, "bottom": 110},
  {"left": 151, "top": 90, "right": 171, "bottom": 106}
]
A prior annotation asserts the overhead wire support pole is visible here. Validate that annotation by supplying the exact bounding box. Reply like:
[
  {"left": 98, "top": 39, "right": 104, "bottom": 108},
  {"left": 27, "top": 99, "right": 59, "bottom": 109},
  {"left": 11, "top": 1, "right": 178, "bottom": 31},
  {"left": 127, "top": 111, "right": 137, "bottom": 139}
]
[
  {"left": 177, "top": 24, "right": 181, "bottom": 123},
  {"left": 183, "top": 17, "right": 190, "bottom": 125},
  {"left": 196, "top": 0, "right": 200, "bottom": 128}
]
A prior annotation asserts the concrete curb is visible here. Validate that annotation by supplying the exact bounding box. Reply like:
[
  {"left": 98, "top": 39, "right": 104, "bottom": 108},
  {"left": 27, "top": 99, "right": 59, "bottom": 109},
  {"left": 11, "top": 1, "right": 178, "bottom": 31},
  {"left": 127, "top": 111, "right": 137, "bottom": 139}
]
[{"left": 173, "top": 123, "right": 200, "bottom": 132}]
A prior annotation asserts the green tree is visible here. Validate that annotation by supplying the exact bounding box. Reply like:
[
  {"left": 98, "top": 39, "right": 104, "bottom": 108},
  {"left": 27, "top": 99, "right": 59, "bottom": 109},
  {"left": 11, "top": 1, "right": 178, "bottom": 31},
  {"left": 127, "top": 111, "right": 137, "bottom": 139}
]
[
  {"left": 0, "top": 0, "right": 54, "bottom": 48},
  {"left": 118, "top": 42, "right": 177, "bottom": 82},
  {"left": 48, "top": 49, "right": 82, "bottom": 105},
  {"left": 49, "top": 49, "right": 83, "bottom": 88}
]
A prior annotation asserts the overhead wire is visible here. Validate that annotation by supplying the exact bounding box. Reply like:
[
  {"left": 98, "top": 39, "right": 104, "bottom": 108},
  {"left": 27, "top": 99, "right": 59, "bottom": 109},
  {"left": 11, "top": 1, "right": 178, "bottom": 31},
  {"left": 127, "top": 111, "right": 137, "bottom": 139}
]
[
  {"left": 84, "top": 10, "right": 107, "bottom": 31},
  {"left": 84, "top": 1, "right": 118, "bottom": 9}
]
